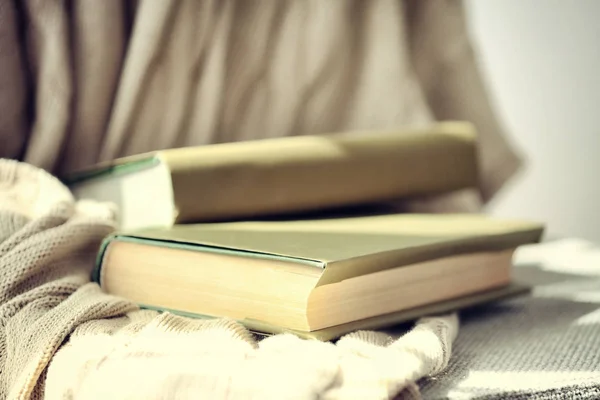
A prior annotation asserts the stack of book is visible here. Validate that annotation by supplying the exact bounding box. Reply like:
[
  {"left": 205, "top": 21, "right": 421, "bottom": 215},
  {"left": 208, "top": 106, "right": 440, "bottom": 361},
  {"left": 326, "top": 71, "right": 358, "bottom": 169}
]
[{"left": 68, "top": 122, "right": 543, "bottom": 340}]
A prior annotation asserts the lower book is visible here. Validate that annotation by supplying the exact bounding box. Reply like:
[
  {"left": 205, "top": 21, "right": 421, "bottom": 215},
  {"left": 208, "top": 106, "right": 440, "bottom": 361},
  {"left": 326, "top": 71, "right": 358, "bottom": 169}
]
[
  {"left": 94, "top": 213, "right": 544, "bottom": 341},
  {"left": 140, "top": 283, "right": 530, "bottom": 341}
]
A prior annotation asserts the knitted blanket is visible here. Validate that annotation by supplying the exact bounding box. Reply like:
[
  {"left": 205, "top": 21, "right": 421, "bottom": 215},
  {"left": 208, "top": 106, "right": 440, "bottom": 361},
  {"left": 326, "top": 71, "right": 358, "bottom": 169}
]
[{"left": 0, "top": 159, "right": 458, "bottom": 400}]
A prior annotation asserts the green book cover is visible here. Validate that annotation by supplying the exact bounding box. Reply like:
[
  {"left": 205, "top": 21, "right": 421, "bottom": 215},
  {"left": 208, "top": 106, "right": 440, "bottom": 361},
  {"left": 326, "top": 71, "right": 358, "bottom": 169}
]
[{"left": 95, "top": 213, "right": 543, "bottom": 340}]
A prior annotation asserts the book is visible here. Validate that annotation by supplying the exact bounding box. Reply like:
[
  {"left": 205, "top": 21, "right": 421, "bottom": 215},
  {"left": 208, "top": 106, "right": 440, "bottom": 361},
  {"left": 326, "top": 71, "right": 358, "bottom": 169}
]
[
  {"left": 68, "top": 122, "right": 478, "bottom": 230},
  {"left": 95, "top": 213, "right": 544, "bottom": 340}
]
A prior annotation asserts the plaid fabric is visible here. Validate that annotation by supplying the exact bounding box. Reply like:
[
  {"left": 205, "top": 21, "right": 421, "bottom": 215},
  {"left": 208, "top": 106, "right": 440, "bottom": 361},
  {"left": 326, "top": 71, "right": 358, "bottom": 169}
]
[{"left": 420, "top": 239, "right": 600, "bottom": 399}]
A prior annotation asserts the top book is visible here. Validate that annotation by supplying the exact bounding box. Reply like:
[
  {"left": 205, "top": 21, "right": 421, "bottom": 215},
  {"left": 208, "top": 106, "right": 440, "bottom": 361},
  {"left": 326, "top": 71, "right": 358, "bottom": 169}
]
[{"left": 67, "top": 122, "right": 478, "bottom": 229}]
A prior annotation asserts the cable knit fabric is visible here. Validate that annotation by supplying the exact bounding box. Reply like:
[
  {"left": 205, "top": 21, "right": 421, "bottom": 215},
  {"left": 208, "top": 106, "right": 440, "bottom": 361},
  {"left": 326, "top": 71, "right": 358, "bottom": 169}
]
[{"left": 0, "top": 159, "right": 459, "bottom": 400}]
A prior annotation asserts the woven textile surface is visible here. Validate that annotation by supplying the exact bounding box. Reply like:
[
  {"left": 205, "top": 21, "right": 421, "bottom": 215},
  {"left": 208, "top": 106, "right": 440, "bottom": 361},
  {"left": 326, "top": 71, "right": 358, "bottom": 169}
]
[{"left": 420, "top": 239, "right": 600, "bottom": 399}]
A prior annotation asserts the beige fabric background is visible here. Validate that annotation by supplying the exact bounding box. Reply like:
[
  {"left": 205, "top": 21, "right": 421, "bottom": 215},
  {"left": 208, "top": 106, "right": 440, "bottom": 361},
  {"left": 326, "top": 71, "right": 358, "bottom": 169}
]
[{"left": 0, "top": 0, "right": 521, "bottom": 204}]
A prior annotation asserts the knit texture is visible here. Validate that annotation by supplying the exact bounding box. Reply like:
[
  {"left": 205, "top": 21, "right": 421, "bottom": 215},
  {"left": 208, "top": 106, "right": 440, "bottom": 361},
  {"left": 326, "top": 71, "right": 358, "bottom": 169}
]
[
  {"left": 0, "top": 160, "right": 137, "bottom": 400},
  {"left": 0, "top": 159, "right": 459, "bottom": 400}
]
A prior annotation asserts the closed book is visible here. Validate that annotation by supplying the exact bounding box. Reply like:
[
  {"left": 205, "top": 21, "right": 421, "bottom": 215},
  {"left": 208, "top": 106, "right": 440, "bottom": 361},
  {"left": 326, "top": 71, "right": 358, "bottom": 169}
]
[
  {"left": 68, "top": 122, "right": 478, "bottom": 230},
  {"left": 95, "top": 213, "right": 544, "bottom": 340}
]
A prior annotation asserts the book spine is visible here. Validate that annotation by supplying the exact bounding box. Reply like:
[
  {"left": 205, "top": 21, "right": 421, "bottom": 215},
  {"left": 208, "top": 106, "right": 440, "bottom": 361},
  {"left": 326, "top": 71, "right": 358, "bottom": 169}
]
[
  {"left": 92, "top": 235, "right": 117, "bottom": 284},
  {"left": 164, "top": 123, "right": 479, "bottom": 222}
]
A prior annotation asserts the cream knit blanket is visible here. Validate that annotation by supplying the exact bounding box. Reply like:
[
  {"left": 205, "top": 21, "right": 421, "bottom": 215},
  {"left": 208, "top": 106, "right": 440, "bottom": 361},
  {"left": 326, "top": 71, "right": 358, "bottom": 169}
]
[{"left": 0, "top": 159, "right": 459, "bottom": 400}]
